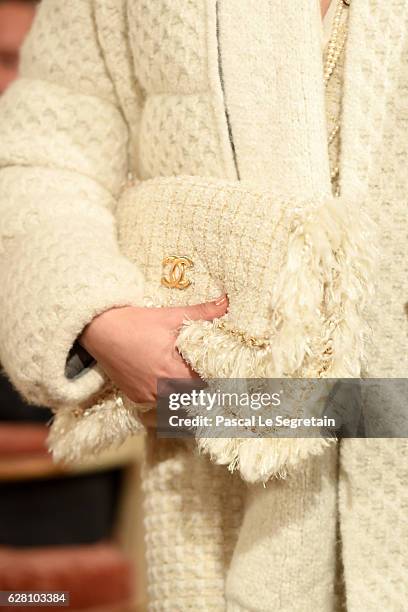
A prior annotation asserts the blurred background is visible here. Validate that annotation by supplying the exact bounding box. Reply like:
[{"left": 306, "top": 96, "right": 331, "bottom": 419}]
[{"left": 0, "top": 2, "right": 147, "bottom": 610}]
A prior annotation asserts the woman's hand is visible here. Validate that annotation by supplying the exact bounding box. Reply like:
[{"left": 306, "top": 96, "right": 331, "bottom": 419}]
[{"left": 78, "top": 296, "right": 228, "bottom": 425}]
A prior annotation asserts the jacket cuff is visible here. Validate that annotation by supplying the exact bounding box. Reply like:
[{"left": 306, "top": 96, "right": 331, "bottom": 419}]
[
  {"left": 0, "top": 166, "right": 145, "bottom": 409},
  {"left": 33, "top": 277, "right": 145, "bottom": 409}
]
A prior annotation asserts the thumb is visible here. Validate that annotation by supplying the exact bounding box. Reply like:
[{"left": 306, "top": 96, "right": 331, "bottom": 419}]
[{"left": 173, "top": 294, "right": 228, "bottom": 324}]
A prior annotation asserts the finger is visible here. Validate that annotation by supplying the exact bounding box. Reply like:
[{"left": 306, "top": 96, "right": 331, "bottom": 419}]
[{"left": 168, "top": 294, "right": 228, "bottom": 325}]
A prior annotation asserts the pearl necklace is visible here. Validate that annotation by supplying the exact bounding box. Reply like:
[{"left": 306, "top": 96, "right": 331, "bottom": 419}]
[
  {"left": 324, "top": 0, "right": 349, "bottom": 85},
  {"left": 323, "top": 0, "right": 350, "bottom": 193}
]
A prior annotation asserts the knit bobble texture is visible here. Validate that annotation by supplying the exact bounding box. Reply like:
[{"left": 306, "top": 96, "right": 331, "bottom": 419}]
[{"left": 0, "top": 0, "right": 145, "bottom": 408}]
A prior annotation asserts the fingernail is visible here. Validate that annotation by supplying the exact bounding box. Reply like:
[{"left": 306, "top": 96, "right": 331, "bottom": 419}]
[{"left": 214, "top": 295, "right": 227, "bottom": 306}]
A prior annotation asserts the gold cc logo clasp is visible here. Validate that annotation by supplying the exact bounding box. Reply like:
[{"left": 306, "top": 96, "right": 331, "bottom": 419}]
[{"left": 161, "top": 255, "right": 194, "bottom": 290}]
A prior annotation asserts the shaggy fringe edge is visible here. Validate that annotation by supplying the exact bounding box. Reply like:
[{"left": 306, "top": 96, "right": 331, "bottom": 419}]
[
  {"left": 46, "top": 389, "right": 145, "bottom": 464},
  {"left": 176, "top": 195, "right": 376, "bottom": 482},
  {"left": 196, "top": 437, "right": 336, "bottom": 483}
]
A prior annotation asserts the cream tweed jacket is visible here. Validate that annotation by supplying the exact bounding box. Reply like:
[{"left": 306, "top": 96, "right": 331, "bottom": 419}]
[{"left": 0, "top": 1, "right": 407, "bottom": 611}]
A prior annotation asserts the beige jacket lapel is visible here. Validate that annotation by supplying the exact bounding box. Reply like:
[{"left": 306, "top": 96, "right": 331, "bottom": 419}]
[{"left": 215, "top": 0, "right": 332, "bottom": 197}]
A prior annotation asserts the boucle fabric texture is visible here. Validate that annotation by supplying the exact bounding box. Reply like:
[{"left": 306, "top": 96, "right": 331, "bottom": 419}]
[
  {"left": 0, "top": 1, "right": 146, "bottom": 408},
  {"left": 0, "top": 1, "right": 407, "bottom": 610},
  {"left": 225, "top": 444, "right": 339, "bottom": 612},
  {"left": 142, "top": 433, "right": 245, "bottom": 610},
  {"left": 339, "top": 439, "right": 408, "bottom": 612}
]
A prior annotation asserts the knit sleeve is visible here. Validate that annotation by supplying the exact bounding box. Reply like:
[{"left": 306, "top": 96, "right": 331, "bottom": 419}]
[{"left": 0, "top": 0, "right": 144, "bottom": 409}]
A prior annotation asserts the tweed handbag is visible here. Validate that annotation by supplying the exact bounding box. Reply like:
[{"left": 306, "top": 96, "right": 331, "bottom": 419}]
[{"left": 48, "top": 175, "right": 374, "bottom": 479}]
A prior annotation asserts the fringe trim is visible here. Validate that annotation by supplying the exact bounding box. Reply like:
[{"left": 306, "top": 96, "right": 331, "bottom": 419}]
[
  {"left": 196, "top": 438, "right": 336, "bottom": 483},
  {"left": 46, "top": 388, "right": 144, "bottom": 464},
  {"left": 46, "top": 296, "right": 160, "bottom": 464},
  {"left": 182, "top": 377, "right": 338, "bottom": 483},
  {"left": 176, "top": 195, "right": 376, "bottom": 482}
]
